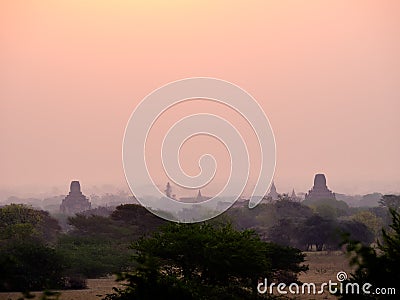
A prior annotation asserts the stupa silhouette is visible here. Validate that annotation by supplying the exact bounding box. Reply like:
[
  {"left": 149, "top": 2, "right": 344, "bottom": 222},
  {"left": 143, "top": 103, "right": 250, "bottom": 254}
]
[{"left": 60, "top": 181, "right": 91, "bottom": 214}]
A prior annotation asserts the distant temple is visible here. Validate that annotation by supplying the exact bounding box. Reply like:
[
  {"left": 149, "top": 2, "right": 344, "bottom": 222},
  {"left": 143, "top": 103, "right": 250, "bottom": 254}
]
[
  {"left": 290, "top": 189, "right": 299, "bottom": 201},
  {"left": 196, "top": 190, "right": 204, "bottom": 201},
  {"left": 60, "top": 181, "right": 91, "bottom": 214},
  {"left": 304, "top": 174, "right": 336, "bottom": 201},
  {"left": 179, "top": 190, "right": 210, "bottom": 203},
  {"left": 164, "top": 182, "right": 172, "bottom": 198},
  {"left": 266, "top": 181, "right": 279, "bottom": 201}
]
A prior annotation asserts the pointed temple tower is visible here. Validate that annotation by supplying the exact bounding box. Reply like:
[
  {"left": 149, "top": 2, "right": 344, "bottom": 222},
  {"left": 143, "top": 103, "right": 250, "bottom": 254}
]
[
  {"left": 304, "top": 174, "right": 336, "bottom": 201},
  {"left": 60, "top": 181, "right": 91, "bottom": 214},
  {"left": 165, "top": 182, "right": 172, "bottom": 198},
  {"left": 196, "top": 190, "right": 203, "bottom": 201},
  {"left": 290, "top": 189, "right": 299, "bottom": 201},
  {"left": 267, "top": 181, "right": 279, "bottom": 201}
]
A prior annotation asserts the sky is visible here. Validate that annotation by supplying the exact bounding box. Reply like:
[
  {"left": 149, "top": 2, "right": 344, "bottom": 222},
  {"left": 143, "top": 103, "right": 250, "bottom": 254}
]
[{"left": 1, "top": 0, "right": 399, "bottom": 198}]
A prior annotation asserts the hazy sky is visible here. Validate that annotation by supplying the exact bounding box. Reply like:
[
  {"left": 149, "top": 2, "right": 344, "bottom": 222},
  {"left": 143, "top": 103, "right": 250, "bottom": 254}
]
[{"left": 1, "top": 1, "right": 399, "bottom": 197}]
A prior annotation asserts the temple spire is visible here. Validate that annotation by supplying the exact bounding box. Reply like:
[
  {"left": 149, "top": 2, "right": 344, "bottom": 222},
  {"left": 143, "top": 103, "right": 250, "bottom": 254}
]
[
  {"left": 291, "top": 189, "right": 298, "bottom": 201},
  {"left": 165, "top": 182, "right": 172, "bottom": 198},
  {"left": 267, "top": 181, "right": 279, "bottom": 200}
]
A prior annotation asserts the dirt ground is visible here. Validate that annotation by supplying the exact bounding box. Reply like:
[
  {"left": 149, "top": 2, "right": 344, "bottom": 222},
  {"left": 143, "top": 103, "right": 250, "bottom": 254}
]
[
  {"left": 0, "top": 277, "right": 123, "bottom": 300},
  {"left": 0, "top": 251, "right": 352, "bottom": 300},
  {"left": 295, "top": 251, "right": 353, "bottom": 299}
]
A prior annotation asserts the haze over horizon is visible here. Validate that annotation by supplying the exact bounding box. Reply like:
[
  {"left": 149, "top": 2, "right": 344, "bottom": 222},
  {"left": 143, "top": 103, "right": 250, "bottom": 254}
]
[{"left": 1, "top": 1, "right": 399, "bottom": 198}]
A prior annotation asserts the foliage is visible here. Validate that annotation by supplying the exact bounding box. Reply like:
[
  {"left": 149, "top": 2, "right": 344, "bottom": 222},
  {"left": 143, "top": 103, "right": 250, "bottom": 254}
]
[
  {"left": 300, "top": 215, "right": 338, "bottom": 251},
  {"left": 0, "top": 203, "right": 61, "bottom": 242},
  {"left": 17, "top": 290, "right": 61, "bottom": 300},
  {"left": 273, "top": 196, "right": 314, "bottom": 220},
  {"left": 379, "top": 194, "right": 400, "bottom": 211},
  {"left": 340, "top": 209, "right": 400, "bottom": 299},
  {"left": 339, "top": 220, "right": 374, "bottom": 246},
  {"left": 268, "top": 215, "right": 373, "bottom": 251},
  {"left": 56, "top": 234, "right": 134, "bottom": 278},
  {"left": 104, "top": 222, "right": 308, "bottom": 300},
  {"left": 110, "top": 204, "right": 166, "bottom": 236},
  {"left": 303, "top": 197, "right": 350, "bottom": 218},
  {"left": 0, "top": 204, "right": 66, "bottom": 292},
  {"left": 0, "top": 238, "right": 66, "bottom": 292},
  {"left": 55, "top": 204, "right": 166, "bottom": 278},
  {"left": 351, "top": 210, "right": 383, "bottom": 236}
]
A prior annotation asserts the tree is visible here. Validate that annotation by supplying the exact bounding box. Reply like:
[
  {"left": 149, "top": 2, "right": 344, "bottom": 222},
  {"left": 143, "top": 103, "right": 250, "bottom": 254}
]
[
  {"left": 314, "top": 204, "right": 338, "bottom": 219},
  {"left": 110, "top": 204, "right": 166, "bottom": 236},
  {"left": 379, "top": 194, "right": 400, "bottom": 211},
  {"left": 303, "top": 197, "right": 350, "bottom": 218},
  {"left": 340, "top": 209, "right": 400, "bottom": 299},
  {"left": 105, "top": 223, "right": 307, "bottom": 300},
  {"left": 0, "top": 203, "right": 61, "bottom": 243},
  {"left": 299, "top": 215, "right": 337, "bottom": 251},
  {"left": 268, "top": 218, "right": 295, "bottom": 246},
  {"left": 0, "top": 204, "right": 65, "bottom": 292},
  {"left": 0, "top": 239, "right": 65, "bottom": 292},
  {"left": 55, "top": 204, "right": 165, "bottom": 278},
  {"left": 351, "top": 210, "right": 383, "bottom": 237},
  {"left": 338, "top": 220, "right": 374, "bottom": 246}
]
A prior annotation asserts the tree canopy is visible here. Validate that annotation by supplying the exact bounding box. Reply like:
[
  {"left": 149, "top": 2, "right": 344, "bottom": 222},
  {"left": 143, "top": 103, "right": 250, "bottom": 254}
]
[
  {"left": 105, "top": 222, "right": 308, "bottom": 300},
  {"left": 0, "top": 204, "right": 65, "bottom": 292}
]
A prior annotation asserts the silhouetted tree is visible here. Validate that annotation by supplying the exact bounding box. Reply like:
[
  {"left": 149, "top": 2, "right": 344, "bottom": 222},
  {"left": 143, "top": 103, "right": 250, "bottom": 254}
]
[
  {"left": 300, "top": 215, "right": 336, "bottom": 251},
  {"left": 110, "top": 204, "right": 166, "bottom": 235},
  {"left": 340, "top": 209, "right": 400, "bottom": 299},
  {"left": 104, "top": 223, "right": 307, "bottom": 300},
  {"left": 267, "top": 218, "right": 300, "bottom": 247}
]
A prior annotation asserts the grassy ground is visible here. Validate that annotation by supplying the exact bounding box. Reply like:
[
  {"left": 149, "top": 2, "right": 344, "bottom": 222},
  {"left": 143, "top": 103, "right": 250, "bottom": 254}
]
[{"left": 0, "top": 251, "right": 352, "bottom": 300}]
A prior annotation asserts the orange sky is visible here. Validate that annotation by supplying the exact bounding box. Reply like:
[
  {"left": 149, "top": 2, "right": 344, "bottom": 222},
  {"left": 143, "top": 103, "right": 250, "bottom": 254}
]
[{"left": 1, "top": 1, "right": 399, "bottom": 197}]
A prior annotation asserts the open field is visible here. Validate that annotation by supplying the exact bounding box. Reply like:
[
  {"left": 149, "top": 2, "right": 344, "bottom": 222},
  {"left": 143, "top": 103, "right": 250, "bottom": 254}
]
[
  {"left": 300, "top": 251, "right": 353, "bottom": 284},
  {"left": 0, "top": 251, "right": 352, "bottom": 300},
  {"left": 0, "top": 277, "right": 123, "bottom": 300},
  {"left": 296, "top": 251, "right": 354, "bottom": 300}
]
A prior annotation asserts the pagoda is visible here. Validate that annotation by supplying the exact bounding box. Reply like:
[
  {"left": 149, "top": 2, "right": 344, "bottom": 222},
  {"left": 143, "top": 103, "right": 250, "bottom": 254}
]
[
  {"left": 290, "top": 189, "right": 299, "bottom": 201},
  {"left": 304, "top": 174, "right": 336, "bottom": 201},
  {"left": 60, "top": 181, "right": 91, "bottom": 214},
  {"left": 266, "top": 181, "right": 279, "bottom": 201}
]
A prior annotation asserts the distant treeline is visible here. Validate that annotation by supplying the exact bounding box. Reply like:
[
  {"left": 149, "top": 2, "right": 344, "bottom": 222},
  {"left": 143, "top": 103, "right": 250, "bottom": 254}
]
[{"left": 0, "top": 194, "right": 399, "bottom": 297}]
